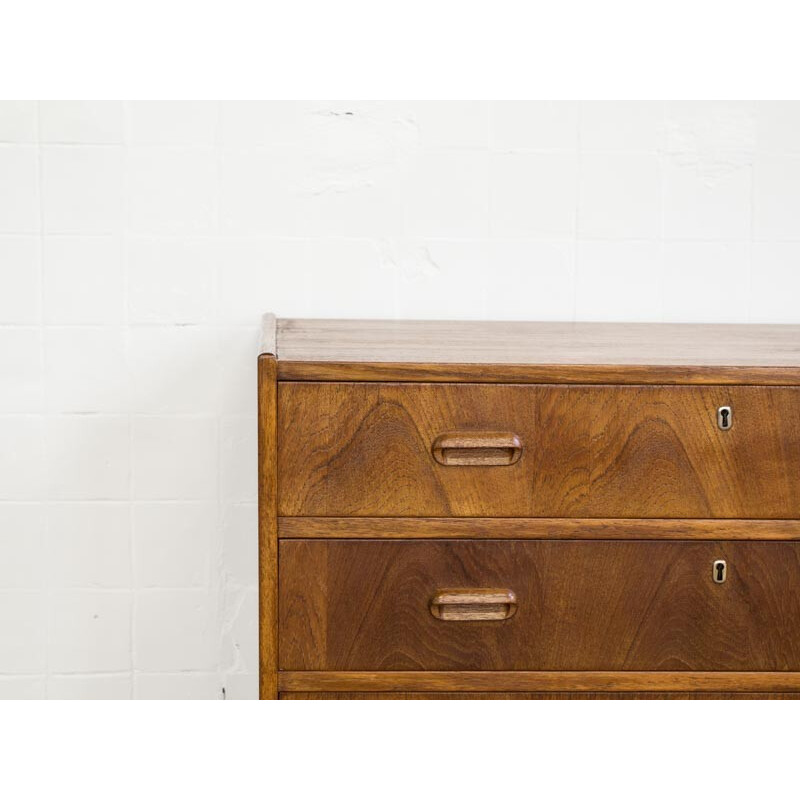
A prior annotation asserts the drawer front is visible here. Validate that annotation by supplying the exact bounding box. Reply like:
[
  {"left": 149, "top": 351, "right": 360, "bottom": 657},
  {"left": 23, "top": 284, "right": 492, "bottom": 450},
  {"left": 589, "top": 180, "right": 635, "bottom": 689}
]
[
  {"left": 279, "top": 540, "right": 800, "bottom": 671},
  {"left": 278, "top": 383, "right": 800, "bottom": 518}
]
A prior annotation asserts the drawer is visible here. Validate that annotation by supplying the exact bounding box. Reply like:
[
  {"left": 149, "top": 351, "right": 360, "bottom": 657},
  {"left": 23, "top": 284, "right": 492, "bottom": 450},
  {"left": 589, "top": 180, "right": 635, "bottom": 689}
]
[
  {"left": 277, "top": 383, "right": 800, "bottom": 518},
  {"left": 279, "top": 540, "right": 800, "bottom": 671}
]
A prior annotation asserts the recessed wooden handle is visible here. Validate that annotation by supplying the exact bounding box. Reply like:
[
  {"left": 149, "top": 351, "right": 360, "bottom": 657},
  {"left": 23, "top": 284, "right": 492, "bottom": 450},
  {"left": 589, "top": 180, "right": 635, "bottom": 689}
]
[
  {"left": 430, "top": 589, "right": 518, "bottom": 621},
  {"left": 431, "top": 432, "right": 522, "bottom": 466}
]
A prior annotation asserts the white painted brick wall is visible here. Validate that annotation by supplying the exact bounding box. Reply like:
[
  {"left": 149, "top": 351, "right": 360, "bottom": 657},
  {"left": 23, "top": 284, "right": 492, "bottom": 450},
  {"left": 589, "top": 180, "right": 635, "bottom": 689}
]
[{"left": 1, "top": 100, "right": 799, "bottom": 699}]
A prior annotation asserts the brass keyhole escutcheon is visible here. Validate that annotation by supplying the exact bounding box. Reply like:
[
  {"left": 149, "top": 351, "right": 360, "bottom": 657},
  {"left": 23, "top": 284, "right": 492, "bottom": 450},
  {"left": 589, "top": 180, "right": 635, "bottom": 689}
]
[
  {"left": 717, "top": 406, "right": 732, "bottom": 430},
  {"left": 713, "top": 559, "right": 727, "bottom": 584}
]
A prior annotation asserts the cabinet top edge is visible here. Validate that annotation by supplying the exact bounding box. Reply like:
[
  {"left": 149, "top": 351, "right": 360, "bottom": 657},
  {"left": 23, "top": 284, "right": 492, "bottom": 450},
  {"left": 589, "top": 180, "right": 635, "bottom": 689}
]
[{"left": 260, "top": 316, "right": 800, "bottom": 369}]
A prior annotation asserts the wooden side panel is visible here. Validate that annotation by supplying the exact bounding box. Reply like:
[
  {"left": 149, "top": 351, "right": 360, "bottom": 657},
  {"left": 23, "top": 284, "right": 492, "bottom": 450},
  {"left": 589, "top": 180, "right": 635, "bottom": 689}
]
[
  {"left": 258, "top": 355, "right": 278, "bottom": 699},
  {"left": 278, "top": 383, "right": 800, "bottom": 518},
  {"left": 279, "top": 540, "right": 800, "bottom": 672},
  {"left": 280, "top": 692, "right": 800, "bottom": 700}
]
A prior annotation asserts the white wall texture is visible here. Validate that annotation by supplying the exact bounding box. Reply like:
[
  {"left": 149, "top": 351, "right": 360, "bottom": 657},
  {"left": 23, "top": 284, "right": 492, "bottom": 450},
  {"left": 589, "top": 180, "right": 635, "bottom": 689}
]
[{"left": 1, "top": 100, "right": 800, "bottom": 699}]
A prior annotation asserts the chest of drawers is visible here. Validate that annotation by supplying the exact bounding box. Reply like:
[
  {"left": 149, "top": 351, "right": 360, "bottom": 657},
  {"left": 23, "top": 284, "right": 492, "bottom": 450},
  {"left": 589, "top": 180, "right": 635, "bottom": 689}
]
[{"left": 259, "top": 315, "right": 800, "bottom": 699}]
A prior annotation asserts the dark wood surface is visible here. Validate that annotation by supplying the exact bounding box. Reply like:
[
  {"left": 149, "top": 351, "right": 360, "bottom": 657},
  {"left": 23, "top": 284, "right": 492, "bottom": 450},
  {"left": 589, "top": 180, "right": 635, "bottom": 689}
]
[
  {"left": 278, "top": 383, "right": 800, "bottom": 519},
  {"left": 258, "top": 355, "right": 278, "bottom": 699},
  {"left": 278, "top": 670, "right": 800, "bottom": 692},
  {"left": 268, "top": 318, "right": 800, "bottom": 367},
  {"left": 262, "top": 316, "right": 800, "bottom": 699},
  {"left": 280, "top": 691, "right": 800, "bottom": 700},
  {"left": 279, "top": 540, "right": 800, "bottom": 672},
  {"left": 277, "top": 517, "right": 800, "bottom": 539}
]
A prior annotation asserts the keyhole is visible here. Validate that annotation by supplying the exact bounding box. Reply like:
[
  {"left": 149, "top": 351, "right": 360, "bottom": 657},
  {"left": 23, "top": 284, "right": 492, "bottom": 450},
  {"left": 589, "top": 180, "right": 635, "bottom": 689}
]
[
  {"left": 717, "top": 406, "right": 732, "bottom": 430},
  {"left": 713, "top": 559, "right": 727, "bottom": 584}
]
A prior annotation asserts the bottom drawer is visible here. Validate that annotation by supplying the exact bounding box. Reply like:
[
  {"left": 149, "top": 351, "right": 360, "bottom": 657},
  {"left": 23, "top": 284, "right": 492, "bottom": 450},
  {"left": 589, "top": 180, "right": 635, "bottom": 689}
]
[{"left": 279, "top": 540, "right": 800, "bottom": 671}]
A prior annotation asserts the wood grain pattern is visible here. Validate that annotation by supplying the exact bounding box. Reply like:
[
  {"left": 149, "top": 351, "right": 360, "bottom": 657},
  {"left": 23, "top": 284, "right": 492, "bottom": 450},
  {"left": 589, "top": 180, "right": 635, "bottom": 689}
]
[
  {"left": 277, "top": 540, "right": 327, "bottom": 670},
  {"left": 280, "top": 692, "right": 800, "bottom": 700},
  {"left": 278, "top": 383, "right": 800, "bottom": 518},
  {"left": 269, "top": 319, "right": 800, "bottom": 367},
  {"left": 277, "top": 517, "right": 800, "bottom": 539},
  {"left": 263, "top": 317, "right": 800, "bottom": 699},
  {"left": 258, "top": 355, "right": 278, "bottom": 699},
  {"left": 278, "top": 671, "right": 800, "bottom": 693},
  {"left": 278, "top": 362, "right": 800, "bottom": 385},
  {"left": 279, "top": 540, "right": 800, "bottom": 672}
]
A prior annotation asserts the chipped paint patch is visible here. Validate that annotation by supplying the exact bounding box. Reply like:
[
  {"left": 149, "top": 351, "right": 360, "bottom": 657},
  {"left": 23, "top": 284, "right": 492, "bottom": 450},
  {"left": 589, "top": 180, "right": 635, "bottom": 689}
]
[
  {"left": 377, "top": 239, "right": 440, "bottom": 282},
  {"left": 219, "top": 587, "right": 248, "bottom": 675},
  {"left": 663, "top": 102, "right": 756, "bottom": 185},
  {"left": 291, "top": 102, "right": 419, "bottom": 194}
]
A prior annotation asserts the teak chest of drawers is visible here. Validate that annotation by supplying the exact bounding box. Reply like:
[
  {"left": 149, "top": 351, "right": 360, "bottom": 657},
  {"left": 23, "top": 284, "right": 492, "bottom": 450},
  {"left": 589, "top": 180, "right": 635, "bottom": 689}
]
[{"left": 258, "top": 315, "right": 800, "bottom": 700}]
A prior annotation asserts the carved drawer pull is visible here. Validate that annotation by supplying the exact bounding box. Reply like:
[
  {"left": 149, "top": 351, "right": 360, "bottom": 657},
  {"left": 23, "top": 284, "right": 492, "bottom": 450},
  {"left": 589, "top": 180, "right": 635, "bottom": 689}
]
[
  {"left": 431, "top": 432, "right": 523, "bottom": 466},
  {"left": 430, "top": 589, "right": 518, "bottom": 621}
]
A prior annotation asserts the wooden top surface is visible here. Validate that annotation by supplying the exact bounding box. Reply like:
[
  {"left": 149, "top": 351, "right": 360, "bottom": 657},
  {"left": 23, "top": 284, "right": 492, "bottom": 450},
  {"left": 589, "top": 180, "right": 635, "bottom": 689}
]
[{"left": 262, "top": 315, "right": 800, "bottom": 368}]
